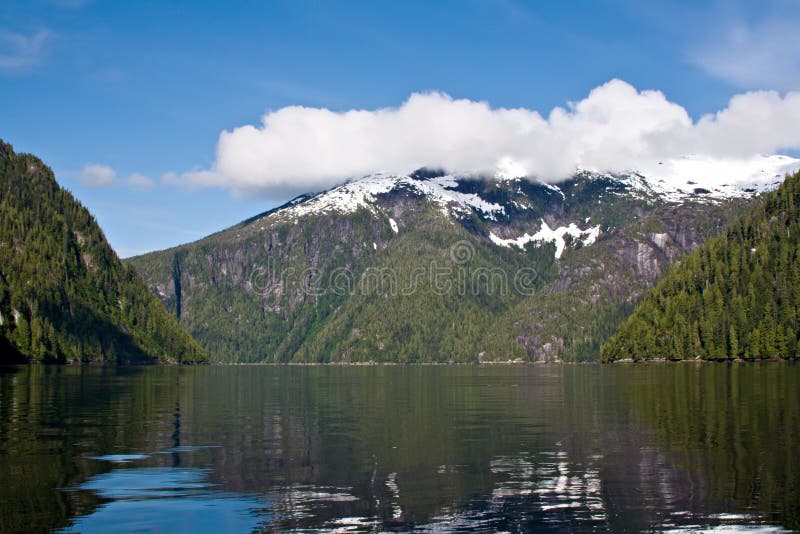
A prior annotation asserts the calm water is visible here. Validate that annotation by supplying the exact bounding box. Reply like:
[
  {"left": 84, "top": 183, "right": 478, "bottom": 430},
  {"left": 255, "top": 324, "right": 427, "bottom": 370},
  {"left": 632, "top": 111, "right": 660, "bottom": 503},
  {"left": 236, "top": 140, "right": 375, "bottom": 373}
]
[{"left": 0, "top": 363, "right": 798, "bottom": 533}]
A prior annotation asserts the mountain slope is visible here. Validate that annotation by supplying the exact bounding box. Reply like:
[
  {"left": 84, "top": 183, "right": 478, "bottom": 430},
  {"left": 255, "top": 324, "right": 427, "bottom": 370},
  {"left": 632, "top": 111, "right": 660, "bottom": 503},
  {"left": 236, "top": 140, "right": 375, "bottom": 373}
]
[
  {"left": 127, "top": 157, "right": 798, "bottom": 363},
  {"left": 0, "top": 141, "right": 206, "bottom": 363},
  {"left": 489, "top": 198, "right": 752, "bottom": 361},
  {"left": 601, "top": 170, "right": 800, "bottom": 362}
]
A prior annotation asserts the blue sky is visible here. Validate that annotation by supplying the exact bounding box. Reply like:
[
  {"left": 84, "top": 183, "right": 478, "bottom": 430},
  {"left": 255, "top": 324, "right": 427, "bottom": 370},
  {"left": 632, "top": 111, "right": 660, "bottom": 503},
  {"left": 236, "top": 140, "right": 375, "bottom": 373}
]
[{"left": 1, "top": 0, "right": 799, "bottom": 257}]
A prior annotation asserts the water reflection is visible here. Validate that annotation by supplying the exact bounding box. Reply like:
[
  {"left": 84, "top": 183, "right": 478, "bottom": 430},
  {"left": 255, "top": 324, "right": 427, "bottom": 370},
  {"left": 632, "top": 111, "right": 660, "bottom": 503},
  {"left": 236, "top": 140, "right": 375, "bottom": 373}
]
[
  {"left": 62, "top": 459, "right": 271, "bottom": 533},
  {"left": 0, "top": 364, "right": 797, "bottom": 532},
  {"left": 63, "top": 450, "right": 369, "bottom": 533}
]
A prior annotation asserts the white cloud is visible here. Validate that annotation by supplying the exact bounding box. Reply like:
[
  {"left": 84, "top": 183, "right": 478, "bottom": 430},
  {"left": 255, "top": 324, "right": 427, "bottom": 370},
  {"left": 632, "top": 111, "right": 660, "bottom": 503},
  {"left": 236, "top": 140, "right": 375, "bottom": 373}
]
[
  {"left": 0, "top": 29, "right": 50, "bottom": 71},
  {"left": 172, "top": 79, "right": 800, "bottom": 197},
  {"left": 128, "top": 173, "right": 154, "bottom": 189},
  {"left": 690, "top": 15, "right": 800, "bottom": 90},
  {"left": 80, "top": 163, "right": 117, "bottom": 187}
]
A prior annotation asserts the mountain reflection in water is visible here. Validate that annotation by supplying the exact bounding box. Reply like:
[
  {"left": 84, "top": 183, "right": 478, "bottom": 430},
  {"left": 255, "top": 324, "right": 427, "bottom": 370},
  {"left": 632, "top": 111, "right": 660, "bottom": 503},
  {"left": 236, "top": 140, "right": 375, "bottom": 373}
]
[{"left": 0, "top": 363, "right": 797, "bottom": 532}]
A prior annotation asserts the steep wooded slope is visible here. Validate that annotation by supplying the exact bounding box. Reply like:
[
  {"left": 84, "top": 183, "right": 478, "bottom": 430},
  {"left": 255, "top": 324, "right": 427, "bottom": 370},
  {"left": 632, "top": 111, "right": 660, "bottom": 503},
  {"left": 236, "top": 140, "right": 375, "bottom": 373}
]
[{"left": 0, "top": 141, "right": 206, "bottom": 363}]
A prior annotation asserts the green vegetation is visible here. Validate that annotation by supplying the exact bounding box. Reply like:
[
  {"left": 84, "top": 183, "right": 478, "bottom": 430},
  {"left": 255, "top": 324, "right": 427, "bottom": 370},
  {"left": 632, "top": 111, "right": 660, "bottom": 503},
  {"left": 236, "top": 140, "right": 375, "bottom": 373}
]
[
  {"left": 602, "top": 170, "right": 800, "bottom": 361},
  {"left": 0, "top": 140, "right": 206, "bottom": 363}
]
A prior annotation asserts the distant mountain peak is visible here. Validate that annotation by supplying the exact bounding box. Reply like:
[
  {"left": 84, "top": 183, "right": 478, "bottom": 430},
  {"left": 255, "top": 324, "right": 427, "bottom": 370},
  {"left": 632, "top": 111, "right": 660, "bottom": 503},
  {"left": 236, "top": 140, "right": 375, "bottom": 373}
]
[{"left": 267, "top": 171, "right": 507, "bottom": 222}]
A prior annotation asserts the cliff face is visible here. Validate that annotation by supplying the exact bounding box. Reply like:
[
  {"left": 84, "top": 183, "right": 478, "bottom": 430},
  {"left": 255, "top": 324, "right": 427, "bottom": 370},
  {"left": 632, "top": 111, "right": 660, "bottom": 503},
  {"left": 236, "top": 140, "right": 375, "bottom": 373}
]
[
  {"left": 0, "top": 141, "right": 206, "bottom": 364},
  {"left": 128, "top": 169, "right": 764, "bottom": 363}
]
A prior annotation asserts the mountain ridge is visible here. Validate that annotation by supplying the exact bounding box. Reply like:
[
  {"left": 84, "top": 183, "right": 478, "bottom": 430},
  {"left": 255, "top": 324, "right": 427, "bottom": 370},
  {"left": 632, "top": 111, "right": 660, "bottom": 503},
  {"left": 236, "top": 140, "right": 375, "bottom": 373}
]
[
  {"left": 217, "top": 153, "right": 796, "bottom": 230},
  {"left": 125, "top": 157, "right": 792, "bottom": 363}
]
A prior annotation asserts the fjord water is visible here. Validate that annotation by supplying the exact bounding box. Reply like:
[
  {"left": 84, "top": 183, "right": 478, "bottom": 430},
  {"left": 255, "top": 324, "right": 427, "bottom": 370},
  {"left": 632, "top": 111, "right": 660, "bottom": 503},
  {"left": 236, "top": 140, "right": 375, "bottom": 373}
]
[{"left": 1, "top": 364, "right": 798, "bottom": 532}]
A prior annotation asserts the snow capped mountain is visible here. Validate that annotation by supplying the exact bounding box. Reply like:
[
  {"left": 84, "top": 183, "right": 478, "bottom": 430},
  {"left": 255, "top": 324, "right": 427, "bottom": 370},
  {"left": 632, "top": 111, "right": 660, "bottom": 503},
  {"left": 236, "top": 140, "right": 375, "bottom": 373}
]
[
  {"left": 267, "top": 154, "right": 799, "bottom": 222},
  {"left": 249, "top": 154, "right": 800, "bottom": 260},
  {"left": 132, "top": 152, "right": 792, "bottom": 364}
]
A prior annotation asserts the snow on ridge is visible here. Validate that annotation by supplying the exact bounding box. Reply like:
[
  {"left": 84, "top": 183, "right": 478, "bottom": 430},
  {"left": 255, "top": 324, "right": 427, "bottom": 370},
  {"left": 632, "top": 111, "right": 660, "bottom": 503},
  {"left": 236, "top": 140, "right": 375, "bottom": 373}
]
[
  {"left": 270, "top": 172, "right": 506, "bottom": 220},
  {"left": 275, "top": 173, "right": 398, "bottom": 218},
  {"left": 639, "top": 154, "right": 799, "bottom": 192},
  {"left": 414, "top": 176, "right": 505, "bottom": 220},
  {"left": 541, "top": 181, "right": 566, "bottom": 199},
  {"left": 266, "top": 154, "right": 800, "bottom": 223},
  {"left": 582, "top": 154, "right": 800, "bottom": 202},
  {"left": 489, "top": 220, "right": 601, "bottom": 259}
]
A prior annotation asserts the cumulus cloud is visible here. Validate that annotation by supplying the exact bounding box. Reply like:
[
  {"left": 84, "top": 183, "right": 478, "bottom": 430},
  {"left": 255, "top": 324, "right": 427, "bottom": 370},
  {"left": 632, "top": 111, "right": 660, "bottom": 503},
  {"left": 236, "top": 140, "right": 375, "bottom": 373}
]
[
  {"left": 690, "top": 15, "right": 800, "bottom": 90},
  {"left": 172, "top": 79, "right": 800, "bottom": 197},
  {"left": 80, "top": 163, "right": 117, "bottom": 187},
  {"left": 0, "top": 29, "right": 50, "bottom": 71}
]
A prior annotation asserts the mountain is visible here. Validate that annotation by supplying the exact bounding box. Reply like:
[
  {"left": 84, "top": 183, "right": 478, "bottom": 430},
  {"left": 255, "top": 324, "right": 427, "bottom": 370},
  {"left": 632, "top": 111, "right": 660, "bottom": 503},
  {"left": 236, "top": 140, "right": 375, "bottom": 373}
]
[
  {"left": 0, "top": 141, "right": 206, "bottom": 364},
  {"left": 127, "top": 156, "right": 798, "bottom": 363},
  {"left": 601, "top": 169, "right": 800, "bottom": 362}
]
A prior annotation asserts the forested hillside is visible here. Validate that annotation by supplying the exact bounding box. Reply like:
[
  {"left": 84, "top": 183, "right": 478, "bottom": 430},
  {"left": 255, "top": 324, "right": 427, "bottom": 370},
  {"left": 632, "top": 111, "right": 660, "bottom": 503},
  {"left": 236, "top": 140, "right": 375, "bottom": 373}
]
[
  {"left": 0, "top": 141, "right": 206, "bottom": 363},
  {"left": 602, "top": 170, "right": 800, "bottom": 362}
]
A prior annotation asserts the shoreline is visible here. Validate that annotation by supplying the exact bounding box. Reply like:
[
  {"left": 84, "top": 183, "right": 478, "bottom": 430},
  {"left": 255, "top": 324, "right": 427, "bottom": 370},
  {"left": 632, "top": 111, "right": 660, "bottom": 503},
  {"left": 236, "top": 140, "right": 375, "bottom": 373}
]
[
  {"left": 4, "top": 358, "right": 797, "bottom": 367},
  {"left": 208, "top": 358, "right": 797, "bottom": 366}
]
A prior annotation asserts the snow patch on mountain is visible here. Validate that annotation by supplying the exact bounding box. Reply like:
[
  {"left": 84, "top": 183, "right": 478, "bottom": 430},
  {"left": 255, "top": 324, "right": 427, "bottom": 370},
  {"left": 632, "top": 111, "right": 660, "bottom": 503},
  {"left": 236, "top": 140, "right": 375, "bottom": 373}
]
[{"left": 489, "top": 220, "right": 602, "bottom": 259}]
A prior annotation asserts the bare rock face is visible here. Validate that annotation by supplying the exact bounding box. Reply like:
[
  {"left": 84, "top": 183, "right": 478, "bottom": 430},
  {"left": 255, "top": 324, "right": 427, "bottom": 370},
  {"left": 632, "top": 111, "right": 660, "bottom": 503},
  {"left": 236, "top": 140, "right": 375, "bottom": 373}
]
[
  {"left": 516, "top": 335, "right": 565, "bottom": 363},
  {"left": 635, "top": 242, "right": 662, "bottom": 282}
]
